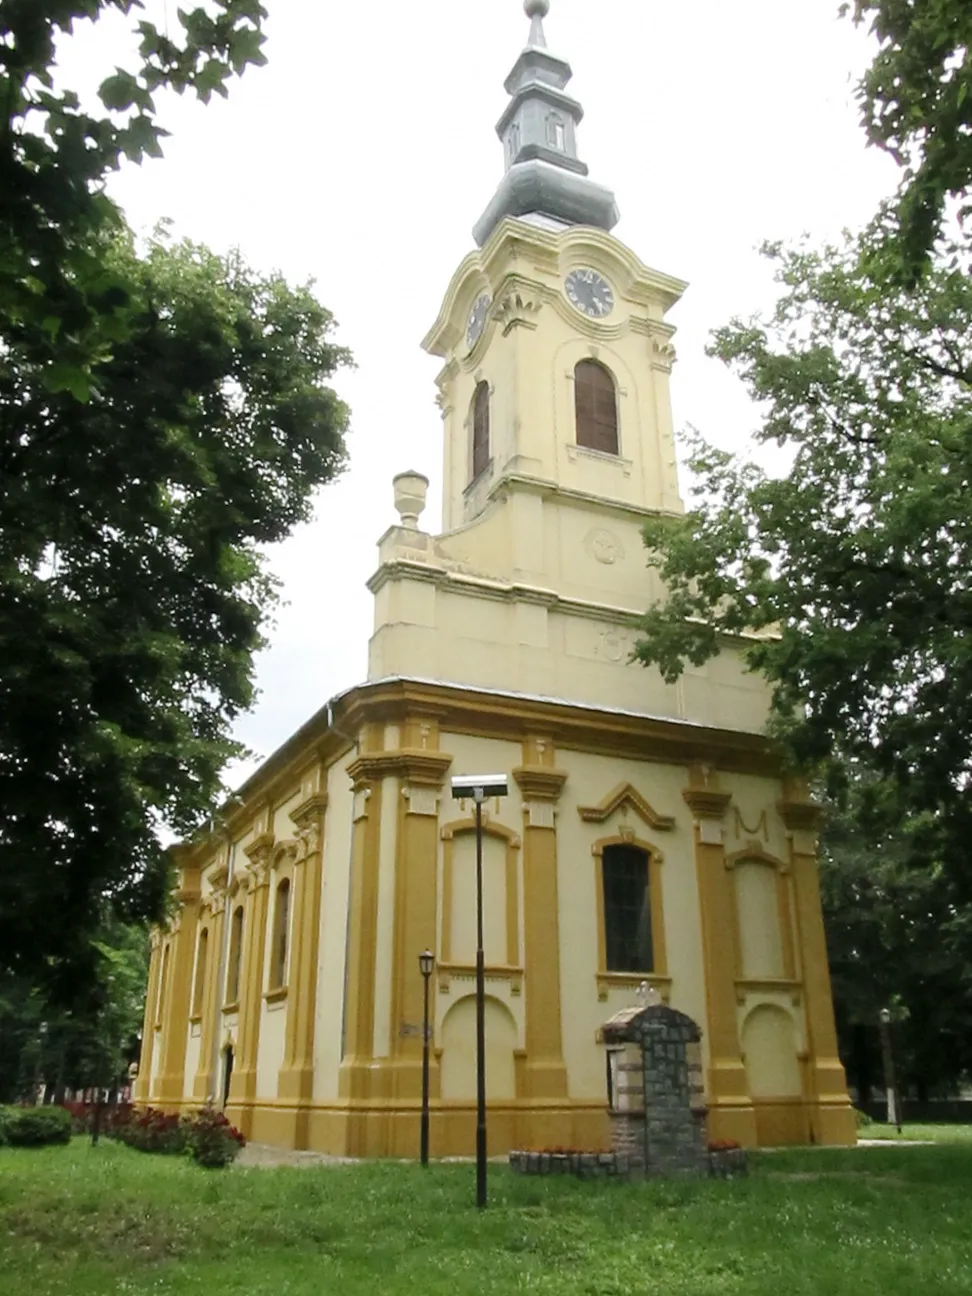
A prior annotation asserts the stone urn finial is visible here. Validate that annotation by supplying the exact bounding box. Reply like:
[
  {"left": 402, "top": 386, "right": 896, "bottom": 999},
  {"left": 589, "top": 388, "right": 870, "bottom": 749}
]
[{"left": 393, "top": 471, "right": 429, "bottom": 529}]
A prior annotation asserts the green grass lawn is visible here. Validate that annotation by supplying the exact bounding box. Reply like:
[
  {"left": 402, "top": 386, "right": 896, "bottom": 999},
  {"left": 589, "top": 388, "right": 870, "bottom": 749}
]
[{"left": 2, "top": 1135, "right": 971, "bottom": 1296}]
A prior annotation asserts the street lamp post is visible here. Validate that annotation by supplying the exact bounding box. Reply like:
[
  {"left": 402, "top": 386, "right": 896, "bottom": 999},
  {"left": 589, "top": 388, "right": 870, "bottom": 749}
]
[
  {"left": 878, "top": 1007, "right": 902, "bottom": 1133},
  {"left": 451, "top": 773, "right": 509, "bottom": 1209},
  {"left": 418, "top": 949, "right": 435, "bottom": 1166}
]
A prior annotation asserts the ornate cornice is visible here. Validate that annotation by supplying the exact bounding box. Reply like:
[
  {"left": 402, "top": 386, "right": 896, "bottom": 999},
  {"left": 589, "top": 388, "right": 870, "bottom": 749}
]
[
  {"left": 513, "top": 765, "right": 567, "bottom": 801},
  {"left": 681, "top": 788, "right": 732, "bottom": 820},
  {"left": 347, "top": 749, "right": 453, "bottom": 789},
  {"left": 579, "top": 782, "right": 675, "bottom": 831},
  {"left": 243, "top": 831, "right": 274, "bottom": 864},
  {"left": 290, "top": 793, "right": 329, "bottom": 829},
  {"left": 777, "top": 799, "right": 825, "bottom": 833}
]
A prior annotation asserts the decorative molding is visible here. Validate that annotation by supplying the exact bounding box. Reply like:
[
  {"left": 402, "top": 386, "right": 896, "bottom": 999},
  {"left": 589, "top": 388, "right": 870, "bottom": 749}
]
[
  {"left": 596, "top": 972, "right": 672, "bottom": 1004},
  {"left": 437, "top": 962, "right": 523, "bottom": 996},
  {"left": 649, "top": 338, "right": 677, "bottom": 374},
  {"left": 243, "top": 831, "right": 274, "bottom": 865},
  {"left": 524, "top": 801, "right": 556, "bottom": 830},
  {"left": 732, "top": 807, "right": 769, "bottom": 840},
  {"left": 579, "top": 782, "right": 675, "bottom": 831},
  {"left": 403, "top": 786, "right": 440, "bottom": 817},
  {"left": 565, "top": 442, "right": 633, "bottom": 477},
  {"left": 348, "top": 749, "right": 453, "bottom": 789},
  {"left": 777, "top": 799, "right": 825, "bottom": 833},
  {"left": 493, "top": 286, "right": 543, "bottom": 335},
  {"left": 513, "top": 765, "right": 567, "bottom": 802},
  {"left": 725, "top": 842, "right": 789, "bottom": 875},
  {"left": 583, "top": 528, "right": 626, "bottom": 566},
  {"left": 681, "top": 788, "right": 732, "bottom": 821}
]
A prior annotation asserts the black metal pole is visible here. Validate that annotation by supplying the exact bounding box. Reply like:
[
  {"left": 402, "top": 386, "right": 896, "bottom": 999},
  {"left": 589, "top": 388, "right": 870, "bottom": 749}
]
[
  {"left": 475, "top": 793, "right": 487, "bottom": 1209},
  {"left": 421, "top": 968, "right": 431, "bottom": 1167}
]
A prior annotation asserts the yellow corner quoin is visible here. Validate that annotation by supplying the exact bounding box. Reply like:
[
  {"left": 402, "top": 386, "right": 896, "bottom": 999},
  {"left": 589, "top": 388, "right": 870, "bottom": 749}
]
[{"left": 135, "top": 3, "right": 856, "bottom": 1155}]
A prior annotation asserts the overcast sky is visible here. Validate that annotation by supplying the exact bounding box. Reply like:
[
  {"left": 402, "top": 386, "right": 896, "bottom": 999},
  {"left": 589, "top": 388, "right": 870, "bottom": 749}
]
[{"left": 66, "top": 0, "right": 899, "bottom": 786}]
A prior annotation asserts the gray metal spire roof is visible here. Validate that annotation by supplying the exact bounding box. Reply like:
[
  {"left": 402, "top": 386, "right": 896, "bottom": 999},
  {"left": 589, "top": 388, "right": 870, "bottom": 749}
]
[{"left": 472, "top": 0, "right": 620, "bottom": 248}]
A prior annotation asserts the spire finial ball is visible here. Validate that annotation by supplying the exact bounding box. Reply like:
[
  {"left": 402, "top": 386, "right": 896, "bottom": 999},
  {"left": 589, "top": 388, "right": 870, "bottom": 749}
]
[{"left": 524, "top": 0, "right": 549, "bottom": 18}]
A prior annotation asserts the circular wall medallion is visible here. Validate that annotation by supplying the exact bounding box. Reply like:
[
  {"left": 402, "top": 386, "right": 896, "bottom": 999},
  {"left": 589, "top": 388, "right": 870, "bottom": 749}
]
[{"left": 585, "top": 528, "right": 624, "bottom": 565}]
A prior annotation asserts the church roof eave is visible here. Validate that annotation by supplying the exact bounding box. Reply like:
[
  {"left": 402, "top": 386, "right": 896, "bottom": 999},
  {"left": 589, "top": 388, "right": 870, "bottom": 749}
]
[
  {"left": 495, "top": 84, "right": 585, "bottom": 137},
  {"left": 473, "top": 159, "right": 619, "bottom": 248}
]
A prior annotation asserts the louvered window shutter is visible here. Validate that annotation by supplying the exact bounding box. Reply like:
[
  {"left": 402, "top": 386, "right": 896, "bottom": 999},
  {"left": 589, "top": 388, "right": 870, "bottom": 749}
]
[{"left": 575, "top": 361, "right": 618, "bottom": 455}]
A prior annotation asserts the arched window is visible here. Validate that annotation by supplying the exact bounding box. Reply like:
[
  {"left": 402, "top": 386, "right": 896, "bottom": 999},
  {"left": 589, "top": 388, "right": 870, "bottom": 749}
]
[
  {"left": 471, "top": 381, "right": 490, "bottom": 481},
  {"left": 271, "top": 878, "right": 291, "bottom": 990},
  {"left": 547, "top": 114, "right": 566, "bottom": 151},
  {"left": 508, "top": 121, "right": 521, "bottom": 163},
  {"left": 601, "top": 844, "right": 652, "bottom": 972},
  {"left": 227, "top": 905, "right": 244, "bottom": 1005},
  {"left": 155, "top": 944, "right": 170, "bottom": 1027},
  {"left": 192, "top": 927, "right": 209, "bottom": 1019},
  {"left": 575, "top": 360, "right": 619, "bottom": 456}
]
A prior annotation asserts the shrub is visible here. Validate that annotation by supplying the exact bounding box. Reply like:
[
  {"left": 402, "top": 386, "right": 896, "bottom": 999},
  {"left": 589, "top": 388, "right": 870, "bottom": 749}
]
[
  {"left": 182, "top": 1105, "right": 246, "bottom": 1168},
  {"left": 855, "top": 1108, "right": 875, "bottom": 1130},
  {"left": 1, "top": 1105, "right": 72, "bottom": 1147}
]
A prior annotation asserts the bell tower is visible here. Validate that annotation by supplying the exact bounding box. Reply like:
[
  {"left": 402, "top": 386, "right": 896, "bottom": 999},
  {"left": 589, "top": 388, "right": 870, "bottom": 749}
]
[
  {"left": 369, "top": 0, "right": 706, "bottom": 722},
  {"left": 422, "top": 0, "right": 685, "bottom": 536}
]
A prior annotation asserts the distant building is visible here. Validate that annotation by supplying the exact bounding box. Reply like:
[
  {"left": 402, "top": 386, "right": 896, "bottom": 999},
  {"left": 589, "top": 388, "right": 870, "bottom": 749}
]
[{"left": 135, "top": 0, "right": 855, "bottom": 1154}]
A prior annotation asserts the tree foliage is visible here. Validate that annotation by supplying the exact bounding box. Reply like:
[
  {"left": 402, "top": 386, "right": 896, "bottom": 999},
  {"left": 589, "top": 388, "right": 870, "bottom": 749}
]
[
  {"left": 844, "top": 0, "right": 972, "bottom": 279},
  {"left": 0, "top": 229, "right": 350, "bottom": 990},
  {"left": 636, "top": 229, "right": 972, "bottom": 856},
  {"left": 1, "top": 0, "right": 269, "bottom": 398},
  {"left": 0, "top": 3, "right": 352, "bottom": 991},
  {"left": 0, "top": 918, "right": 148, "bottom": 1103},
  {"left": 820, "top": 781, "right": 972, "bottom": 1098}
]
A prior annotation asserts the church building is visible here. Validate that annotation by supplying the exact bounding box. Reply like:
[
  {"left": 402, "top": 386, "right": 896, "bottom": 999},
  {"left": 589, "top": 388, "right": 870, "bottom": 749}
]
[{"left": 135, "top": 0, "right": 856, "bottom": 1154}]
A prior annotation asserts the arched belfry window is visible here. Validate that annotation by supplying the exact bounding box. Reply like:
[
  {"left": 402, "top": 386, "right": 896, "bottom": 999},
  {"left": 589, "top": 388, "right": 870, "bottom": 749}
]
[
  {"left": 471, "top": 381, "right": 490, "bottom": 481},
  {"left": 270, "top": 878, "right": 291, "bottom": 990},
  {"left": 575, "top": 360, "right": 619, "bottom": 456},
  {"left": 547, "top": 114, "right": 566, "bottom": 151}
]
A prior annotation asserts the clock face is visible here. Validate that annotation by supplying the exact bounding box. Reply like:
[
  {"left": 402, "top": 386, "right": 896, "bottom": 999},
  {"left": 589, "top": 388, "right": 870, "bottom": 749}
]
[
  {"left": 466, "top": 293, "right": 491, "bottom": 350},
  {"left": 565, "top": 268, "right": 614, "bottom": 319}
]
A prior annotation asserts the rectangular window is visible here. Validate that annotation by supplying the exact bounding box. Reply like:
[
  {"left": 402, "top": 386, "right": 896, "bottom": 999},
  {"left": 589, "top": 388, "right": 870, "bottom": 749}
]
[{"left": 602, "top": 845, "right": 652, "bottom": 972}]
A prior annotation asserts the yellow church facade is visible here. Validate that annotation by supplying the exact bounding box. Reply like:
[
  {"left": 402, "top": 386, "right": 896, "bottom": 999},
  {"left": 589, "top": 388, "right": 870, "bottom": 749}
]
[{"left": 135, "top": 0, "right": 855, "bottom": 1155}]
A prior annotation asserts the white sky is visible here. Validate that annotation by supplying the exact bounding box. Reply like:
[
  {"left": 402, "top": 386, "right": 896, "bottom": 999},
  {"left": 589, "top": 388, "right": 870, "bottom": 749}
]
[{"left": 64, "top": 0, "right": 899, "bottom": 786}]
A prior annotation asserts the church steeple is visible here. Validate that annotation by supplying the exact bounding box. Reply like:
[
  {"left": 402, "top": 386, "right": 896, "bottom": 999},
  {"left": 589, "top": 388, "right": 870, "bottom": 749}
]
[{"left": 472, "top": 0, "right": 620, "bottom": 248}]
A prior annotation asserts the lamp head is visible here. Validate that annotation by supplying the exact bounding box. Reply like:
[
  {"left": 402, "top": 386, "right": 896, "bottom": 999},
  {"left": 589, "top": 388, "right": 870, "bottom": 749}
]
[
  {"left": 418, "top": 949, "right": 435, "bottom": 979},
  {"left": 451, "top": 774, "right": 509, "bottom": 801},
  {"left": 879, "top": 1007, "right": 891, "bottom": 1024}
]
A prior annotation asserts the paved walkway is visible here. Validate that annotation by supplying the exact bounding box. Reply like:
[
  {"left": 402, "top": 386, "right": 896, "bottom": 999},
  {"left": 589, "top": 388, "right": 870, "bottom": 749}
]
[
  {"left": 236, "top": 1139, "right": 933, "bottom": 1168},
  {"left": 235, "top": 1142, "right": 356, "bottom": 1168}
]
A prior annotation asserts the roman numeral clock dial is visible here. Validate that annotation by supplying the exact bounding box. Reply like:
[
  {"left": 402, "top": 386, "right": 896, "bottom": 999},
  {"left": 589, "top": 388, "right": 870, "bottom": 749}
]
[{"left": 565, "top": 268, "right": 615, "bottom": 319}]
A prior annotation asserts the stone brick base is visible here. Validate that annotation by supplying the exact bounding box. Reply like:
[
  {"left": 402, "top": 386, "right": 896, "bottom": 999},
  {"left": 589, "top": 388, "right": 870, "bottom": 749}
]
[
  {"left": 509, "top": 1150, "right": 630, "bottom": 1180},
  {"left": 510, "top": 1145, "right": 749, "bottom": 1182},
  {"left": 707, "top": 1146, "right": 748, "bottom": 1178}
]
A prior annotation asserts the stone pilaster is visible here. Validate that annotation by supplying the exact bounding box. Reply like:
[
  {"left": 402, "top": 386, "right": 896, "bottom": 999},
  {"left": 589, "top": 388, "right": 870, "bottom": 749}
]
[
  {"left": 514, "top": 737, "right": 569, "bottom": 1112},
  {"left": 156, "top": 863, "right": 202, "bottom": 1107},
  {"left": 338, "top": 757, "right": 385, "bottom": 1117},
  {"left": 682, "top": 768, "right": 757, "bottom": 1147},
  {"left": 192, "top": 863, "right": 227, "bottom": 1102},
  {"left": 227, "top": 832, "right": 273, "bottom": 1136},
  {"left": 278, "top": 787, "right": 329, "bottom": 1147},
  {"left": 778, "top": 794, "right": 856, "bottom": 1146},
  {"left": 387, "top": 737, "right": 452, "bottom": 1109},
  {"left": 133, "top": 932, "right": 162, "bottom": 1104}
]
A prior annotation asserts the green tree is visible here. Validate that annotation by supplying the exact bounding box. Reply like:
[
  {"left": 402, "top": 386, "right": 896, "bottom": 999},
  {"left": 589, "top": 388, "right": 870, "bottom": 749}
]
[
  {"left": 0, "top": 227, "right": 350, "bottom": 993},
  {"left": 819, "top": 781, "right": 972, "bottom": 1101},
  {"left": 844, "top": 0, "right": 972, "bottom": 279},
  {"left": 1, "top": 3, "right": 352, "bottom": 992},
  {"left": 0, "top": 918, "right": 148, "bottom": 1103},
  {"left": 1, "top": 0, "right": 269, "bottom": 398},
  {"left": 635, "top": 228, "right": 972, "bottom": 869}
]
